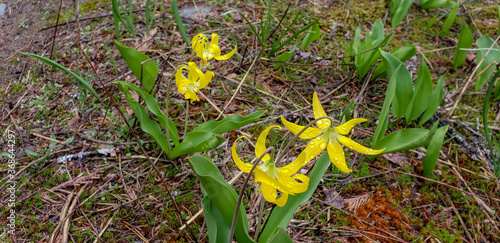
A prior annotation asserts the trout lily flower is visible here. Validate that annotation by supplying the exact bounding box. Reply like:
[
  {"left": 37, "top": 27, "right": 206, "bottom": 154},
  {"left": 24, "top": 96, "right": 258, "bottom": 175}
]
[
  {"left": 281, "top": 92, "right": 385, "bottom": 173},
  {"left": 232, "top": 125, "right": 310, "bottom": 207},
  {"left": 176, "top": 62, "right": 214, "bottom": 103},
  {"left": 192, "top": 33, "right": 237, "bottom": 67}
]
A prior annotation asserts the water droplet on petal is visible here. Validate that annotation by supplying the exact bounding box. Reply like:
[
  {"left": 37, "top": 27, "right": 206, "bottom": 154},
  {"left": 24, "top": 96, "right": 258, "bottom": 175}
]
[
  {"left": 320, "top": 143, "right": 326, "bottom": 149},
  {"left": 310, "top": 145, "right": 315, "bottom": 149},
  {"left": 317, "top": 120, "right": 323, "bottom": 125},
  {"left": 310, "top": 155, "right": 315, "bottom": 159},
  {"left": 316, "top": 137, "right": 321, "bottom": 141}
]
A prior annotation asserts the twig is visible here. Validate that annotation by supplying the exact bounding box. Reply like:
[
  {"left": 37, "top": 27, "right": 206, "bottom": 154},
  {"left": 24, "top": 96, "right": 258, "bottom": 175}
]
[{"left": 93, "top": 208, "right": 120, "bottom": 243}]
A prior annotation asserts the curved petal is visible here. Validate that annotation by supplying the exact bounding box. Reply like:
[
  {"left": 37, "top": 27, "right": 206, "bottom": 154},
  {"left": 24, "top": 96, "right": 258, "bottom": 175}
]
[
  {"left": 231, "top": 136, "right": 253, "bottom": 173},
  {"left": 278, "top": 150, "right": 308, "bottom": 176},
  {"left": 336, "top": 135, "right": 385, "bottom": 155},
  {"left": 335, "top": 118, "right": 367, "bottom": 135},
  {"left": 187, "top": 62, "right": 200, "bottom": 83},
  {"left": 184, "top": 89, "right": 199, "bottom": 102},
  {"left": 290, "top": 174, "right": 309, "bottom": 193},
  {"left": 276, "top": 172, "right": 309, "bottom": 194},
  {"left": 203, "top": 46, "right": 217, "bottom": 60},
  {"left": 280, "top": 116, "right": 323, "bottom": 139},
  {"left": 302, "top": 135, "right": 329, "bottom": 161},
  {"left": 255, "top": 125, "right": 281, "bottom": 162},
  {"left": 261, "top": 183, "right": 288, "bottom": 207},
  {"left": 312, "top": 92, "right": 329, "bottom": 129},
  {"left": 327, "top": 141, "right": 351, "bottom": 173},
  {"left": 214, "top": 45, "right": 237, "bottom": 61},
  {"left": 175, "top": 66, "right": 189, "bottom": 85},
  {"left": 192, "top": 34, "right": 208, "bottom": 58},
  {"left": 254, "top": 168, "right": 293, "bottom": 195},
  {"left": 199, "top": 71, "right": 213, "bottom": 89},
  {"left": 210, "top": 33, "right": 219, "bottom": 47}
]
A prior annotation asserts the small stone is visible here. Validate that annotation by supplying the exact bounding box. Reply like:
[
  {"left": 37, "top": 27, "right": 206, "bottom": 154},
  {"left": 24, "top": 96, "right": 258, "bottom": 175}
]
[{"left": 0, "top": 4, "right": 6, "bottom": 17}]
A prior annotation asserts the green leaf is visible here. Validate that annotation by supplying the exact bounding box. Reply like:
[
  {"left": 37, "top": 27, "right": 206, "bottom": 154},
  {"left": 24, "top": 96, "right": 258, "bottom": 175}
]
[
  {"left": 340, "top": 101, "right": 355, "bottom": 124},
  {"left": 475, "top": 36, "right": 500, "bottom": 91},
  {"left": 275, "top": 44, "right": 297, "bottom": 69},
  {"left": 381, "top": 52, "right": 413, "bottom": 119},
  {"left": 373, "top": 128, "right": 433, "bottom": 154},
  {"left": 420, "top": 0, "right": 456, "bottom": 9},
  {"left": 373, "top": 45, "right": 416, "bottom": 78},
  {"left": 116, "top": 81, "right": 179, "bottom": 145},
  {"left": 390, "top": 0, "right": 413, "bottom": 28},
  {"left": 439, "top": 2, "right": 458, "bottom": 37},
  {"left": 425, "top": 14, "right": 439, "bottom": 33},
  {"left": 453, "top": 24, "right": 473, "bottom": 69},
  {"left": 169, "top": 132, "right": 225, "bottom": 159},
  {"left": 423, "top": 125, "right": 448, "bottom": 176},
  {"left": 259, "top": 153, "right": 331, "bottom": 242},
  {"left": 193, "top": 111, "right": 264, "bottom": 134},
  {"left": 202, "top": 197, "right": 230, "bottom": 243},
  {"left": 188, "top": 155, "right": 254, "bottom": 243},
  {"left": 270, "top": 19, "right": 319, "bottom": 57},
  {"left": 354, "top": 19, "right": 393, "bottom": 78},
  {"left": 171, "top": 0, "right": 190, "bottom": 47},
  {"left": 268, "top": 228, "right": 293, "bottom": 243},
  {"left": 120, "top": 86, "right": 170, "bottom": 153},
  {"left": 300, "top": 23, "right": 322, "bottom": 50},
  {"left": 418, "top": 76, "right": 445, "bottom": 127},
  {"left": 21, "top": 52, "right": 100, "bottom": 101},
  {"left": 113, "top": 40, "right": 159, "bottom": 92},
  {"left": 373, "top": 54, "right": 397, "bottom": 143},
  {"left": 406, "top": 60, "right": 433, "bottom": 123}
]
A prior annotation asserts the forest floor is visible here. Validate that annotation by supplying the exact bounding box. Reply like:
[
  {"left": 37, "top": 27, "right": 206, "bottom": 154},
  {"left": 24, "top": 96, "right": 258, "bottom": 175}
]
[{"left": 0, "top": 0, "right": 500, "bottom": 242}]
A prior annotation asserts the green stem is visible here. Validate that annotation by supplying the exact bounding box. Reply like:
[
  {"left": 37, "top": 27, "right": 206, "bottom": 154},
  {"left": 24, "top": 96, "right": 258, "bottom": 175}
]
[
  {"left": 164, "top": 74, "right": 175, "bottom": 154},
  {"left": 229, "top": 146, "right": 275, "bottom": 243},
  {"left": 184, "top": 100, "right": 189, "bottom": 139},
  {"left": 482, "top": 66, "right": 500, "bottom": 173}
]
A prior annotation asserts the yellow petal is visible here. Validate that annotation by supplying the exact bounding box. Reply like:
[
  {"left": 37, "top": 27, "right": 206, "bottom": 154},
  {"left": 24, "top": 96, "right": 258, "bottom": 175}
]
[
  {"left": 254, "top": 168, "right": 293, "bottom": 195},
  {"left": 206, "top": 45, "right": 220, "bottom": 59},
  {"left": 255, "top": 125, "right": 281, "bottom": 162},
  {"left": 210, "top": 33, "right": 219, "bottom": 47},
  {"left": 312, "top": 92, "right": 330, "bottom": 129},
  {"left": 261, "top": 183, "right": 288, "bottom": 207},
  {"left": 231, "top": 136, "right": 253, "bottom": 173},
  {"left": 335, "top": 118, "right": 367, "bottom": 135},
  {"left": 336, "top": 134, "right": 385, "bottom": 155},
  {"left": 199, "top": 71, "right": 213, "bottom": 89},
  {"left": 214, "top": 45, "right": 237, "bottom": 61},
  {"left": 278, "top": 150, "right": 308, "bottom": 176},
  {"left": 303, "top": 136, "right": 329, "bottom": 160},
  {"left": 280, "top": 116, "right": 323, "bottom": 139},
  {"left": 187, "top": 62, "right": 200, "bottom": 82},
  {"left": 290, "top": 174, "right": 309, "bottom": 193},
  {"left": 327, "top": 141, "right": 351, "bottom": 173},
  {"left": 192, "top": 34, "right": 208, "bottom": 57},
  {"left": 276, "top": 172, "right": 309, "bottom": 194}
]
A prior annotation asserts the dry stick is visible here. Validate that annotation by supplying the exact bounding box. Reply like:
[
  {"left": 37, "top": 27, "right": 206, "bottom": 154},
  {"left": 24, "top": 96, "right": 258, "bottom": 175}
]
[
  {"left": 216, "top": 54, "right": 260, "bottom": 119},
  {"left": 448, "top": 35, "right": 500, "bottom": 117},
  {"left": 444, "top": 192, "right": 474, "bottom": 243},
  {"left": 75, "top": 44, "right": 190, "bottom": 237},
  {"left": 50, "top": 192, "right": 74, "bottom": 243},
  {"left": 93, "top": 208, "right": 120, "bottom": 243},
  {"left": 49, "top": 0, "right": 63, "bottom": 59},
  {"left": 62, "top": 186, "right": 86, "bottom": 243},
  {"left": 198, "top": 92, "right": 226, "bottom": 118},
  {"left": 32, "top": 133, "right": 64, "bottom": 144},
  {"left": 229, "top": 146, "right": 275, "bottom": 242}
]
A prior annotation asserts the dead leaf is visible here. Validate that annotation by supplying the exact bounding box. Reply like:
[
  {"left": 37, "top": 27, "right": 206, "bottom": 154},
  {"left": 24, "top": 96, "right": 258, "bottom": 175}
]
[
  {"left": 383, "top": 153, "right": 409, "bottom": 167},
  {"left": 345, "top": 193, "right": 372, "bottom": 212},
  {"left": 135, "top": 27, "right": 158, "bottom": 52},
  {"left": 323, "top": 188, "right": 345, "bottom": 209}
]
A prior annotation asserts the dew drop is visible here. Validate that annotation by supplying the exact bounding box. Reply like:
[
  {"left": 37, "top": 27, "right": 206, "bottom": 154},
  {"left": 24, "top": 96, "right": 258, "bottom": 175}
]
[
  {"left": 310, "top": 155, "right": 315, "bottom": 159},
  {"left": 310, "top": 145, "right": 315, "bottom": 149},
  {"left": 320, "top": 143, "right": 326, "bottom": 149},
  {"left": 291, "top": 163, "right": 295, "bottom": 167},
  {"left": 316, "top": 137, "right": 321, "bottom": 140},
  {"left": 317, "top": 120, "right": 323, "bottom": 125}
]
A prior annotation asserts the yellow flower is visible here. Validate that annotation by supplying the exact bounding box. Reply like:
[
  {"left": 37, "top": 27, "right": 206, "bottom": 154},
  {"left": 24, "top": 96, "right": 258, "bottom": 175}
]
[
  {"left": 232, "top": 125, "right": 310, "bottom": 207},
  {"left": 281, "top": 92, "right": 385, "bottom": 173},
  {"left": 176, "top": 62, "right": 214, "bottom": 102},
  {"left": 191, "top": 33, "right": 237, "bottom": 67}
]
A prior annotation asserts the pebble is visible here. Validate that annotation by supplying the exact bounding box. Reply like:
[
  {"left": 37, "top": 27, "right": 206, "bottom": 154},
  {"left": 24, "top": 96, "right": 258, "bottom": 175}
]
[{"left": 0, "top": 4, "right": 6, "bottom": 16}]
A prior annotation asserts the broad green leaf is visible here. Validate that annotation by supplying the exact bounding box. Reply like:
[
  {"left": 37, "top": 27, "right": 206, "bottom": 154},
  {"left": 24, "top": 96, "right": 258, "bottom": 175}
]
[
  {"left": 475, "top": 36, "right": 500, "bottom": 91},
  {"left": 169, "top": 132, "right": 225, "bottom": 159},
  {"left": 390, "top": 0, "right": 413, "bottom": 28},
  {"left": 202, "top": 197, "right": 230, "bottom": 243},
  {"left": 418, "top": 76, "right": 445, "bottom": 126},
  {"left": 193, "top": 111, "right": 264, "bottom": 134},
  {"left": 171, "top": 0, "right": 190, "bottom": 47},
  {"left": 21, "top": 52, "right": 100, "bottom": 101},
  {"left": 355, "top": 19, "right": 393, "bottom": 78},
  {"left": 259, "top": 153, "right": 331, "bottom": 242},
  {"left": 381, "top": 52, "right": 413, "bottom": 119},
  {"left": 406, "top": 60, "right": 433, "bottom": 123},
  {"left": 275, "top": 44, "right": 297, "bottom": 69},
  {"left": 373, "top": 45, "right": 416, "bottom": 78},
  {"left": 423, "top": 125, "right": 448, "bottom": 176},
  {"left": 116, "top": 81, "right": 179, "bottom": 145},
  {"left": 373, "top": 53, "right": 397, "bottom": 143},
  {"left": 300, "top": 23, "right": 321, "bottom": 50},
  {"left": 439, "top": 2, "right": 458, "bottom": 37},
  {"left": 188, "top": 155, "right": 253, "bottom": 243},
  {"left": 453, "top": 24, "right": 473, "bottom": 69},
  {"left": 121, "top": 86, "right": 170, "bottom": 153},
  {"left": 420, "top": 0, "right": 456, "bottom": 9},
  {"left": 373, "top": 128, "right": 433, "bottom": 153},
  {"left": 268, "top": 228, "right": 293, "bottom": 243},
  {"left": 114, "top": 40, "right": 158, "bottom": 92}
]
